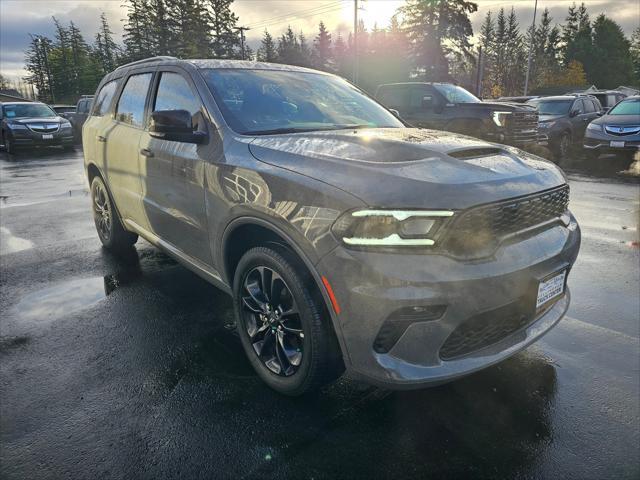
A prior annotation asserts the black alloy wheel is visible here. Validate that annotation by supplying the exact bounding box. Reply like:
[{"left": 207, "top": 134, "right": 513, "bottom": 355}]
[
  {"left": 233, "top": 246, "right": 343, "bottom": 395},
  {"left": 241, "top": 265, "right": 304, "bottom": 376}
]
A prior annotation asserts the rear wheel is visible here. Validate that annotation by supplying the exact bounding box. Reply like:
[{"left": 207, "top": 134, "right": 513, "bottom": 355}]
[
  {"left": 233, "top": 246, "right": 343, "bottom": 395},
  {"left": 90, "top": 175, "right": 138, "bottom": 250}
]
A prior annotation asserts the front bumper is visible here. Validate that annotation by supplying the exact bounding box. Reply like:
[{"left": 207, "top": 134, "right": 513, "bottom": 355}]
[
  {"left": 317, "top": 217, "right": 581, "bottom": 388},
  {"left": 9, "top": 128, "right": 74, "bottom": 147},
  {"left": 584, "top": 132, "right": 640, "bottom": 153}
]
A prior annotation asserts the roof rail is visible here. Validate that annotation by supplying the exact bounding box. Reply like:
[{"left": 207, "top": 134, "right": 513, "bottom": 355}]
[{"left": 115, "top": 56, "right": 177, "bottom": 71}]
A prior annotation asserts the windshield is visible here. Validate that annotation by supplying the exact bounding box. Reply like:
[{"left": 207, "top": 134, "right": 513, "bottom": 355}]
[
  {"left": 2, "top": 103, "right": 56, "bottom": 119},
  {"left": 527, "top": 100, "right": 572, "bottom": 115},
  {"left": 433, "top": 84, "right": 480, "bottom": 103},
  {"left": 608, "top": 98, "right": 640, "bottom": 116},
  {"left": 201, "top": 69, "right": 403, "bottom": 135}
]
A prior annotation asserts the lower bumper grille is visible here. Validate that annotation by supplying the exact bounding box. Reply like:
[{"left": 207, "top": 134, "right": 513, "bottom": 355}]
[
  {"left": 440, "top": 298, "right": 533, "bottom": 360},
  {"left": 506, "top": 111, "right": 539, "bottom": 145}
]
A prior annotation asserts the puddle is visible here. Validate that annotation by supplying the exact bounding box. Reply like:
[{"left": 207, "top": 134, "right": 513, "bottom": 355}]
[{"left": 12, "top": 271, "right": 141, "bottom": 322}]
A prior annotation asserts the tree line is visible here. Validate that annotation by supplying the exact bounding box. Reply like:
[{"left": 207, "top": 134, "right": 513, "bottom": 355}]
[{"left": 22, "top": 0, "right": 640, "bottom": 104}]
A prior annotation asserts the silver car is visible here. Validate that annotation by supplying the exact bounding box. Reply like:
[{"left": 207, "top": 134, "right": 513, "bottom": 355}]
[
  {"left": 83, "top": 57, "right": 581, "bottom": 395},
  {"left": 584, "top": 96, "right": 640, "bottom": 159}
]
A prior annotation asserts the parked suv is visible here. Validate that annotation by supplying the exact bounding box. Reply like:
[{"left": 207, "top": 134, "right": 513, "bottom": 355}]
[
  {"left": 375, "top": 82, "right": 539, "bottom": 147},
  {"left": 1, "top": 101, "right": 74, "bottom": 154},
  {"left": 65, "top": 95, "right": 94, "bottom": 142},
  {"left": 527, "top": 95, "right": 603, "bottom": 159},
  {"left": 84, "top": 57, "right": 581, "bottom": 395}
]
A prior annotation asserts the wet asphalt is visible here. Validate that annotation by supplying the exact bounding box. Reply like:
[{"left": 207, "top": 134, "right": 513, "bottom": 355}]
[{"left": 0, "top": 147, "right": 638, "bottom": 480}]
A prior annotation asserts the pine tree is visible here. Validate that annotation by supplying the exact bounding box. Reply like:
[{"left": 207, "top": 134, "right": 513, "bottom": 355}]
[
  {"left": 312, "top": 21, "right": 332, "bottom": 71},
  {"left": 208, "top": 0, "right": 240, "bottom": 58},
  {"left": 631, "top": 27, "right": 640, "bottom": 84},
  {"left": 479, "top": 11, "right": 495, "bottom": 96},
  {"left": 400, "top": 0, "right": 478, "bottom": 81},
  {"left": 24, "top": 35, "right": 54, "bottom": 103},
  {"left": 123, "top": 0, "right": 154, "bottom": 61},
  {"left": 149, "top": 0, "right": 172, "bottom": 55},
  {"left": 589, "top": 15, "right": 634, "bottom": 87},
  {"left": 333, "top": 32, "right": 349, "bottom": 78},
  {"left": 257, "top": 30, "right": 277, "bottom": 62},
  {"left": 95, "top": 13, "right": 119, "bottom": 74},
  {"left": 277, "top": 26, "right": 301, "bottom": 65}
]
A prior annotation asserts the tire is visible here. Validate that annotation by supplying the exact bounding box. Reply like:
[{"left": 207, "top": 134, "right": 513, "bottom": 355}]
[
  {"left": 90, "top": 175, "right": 138, "bottom": 250},
  {"left": 555, "top": 131, "right": 571, "bottom": 160},
  {"left": 233, "top": 246, "right": 343, "bottom": 395},
  {"left": 4, "top": 132, "right": 16, "bottom": 155}
]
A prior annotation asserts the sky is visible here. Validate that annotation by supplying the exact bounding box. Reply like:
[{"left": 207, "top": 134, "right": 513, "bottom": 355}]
[{"left": 1, "top": 0, "right": 638, "bottom": 83}]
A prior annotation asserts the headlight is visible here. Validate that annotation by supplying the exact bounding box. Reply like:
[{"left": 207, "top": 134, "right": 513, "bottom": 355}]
[
  {"left": 7, "top": 123, "right": 27, "bottom": 130},
  {"left": 332, "top": 209, "right": 454, "bottom": 247},
  {"left": 492, "top": 111, "right": 512, "bottom": 127},
  {"left": 539, "top": 121, "right": 555, "bottom": 129},
  {"left": 60, "top": 120, "right": 72, "bottom": 128},
  {"left": 586, "top": 123, "right": 601, "bottom": 132}
]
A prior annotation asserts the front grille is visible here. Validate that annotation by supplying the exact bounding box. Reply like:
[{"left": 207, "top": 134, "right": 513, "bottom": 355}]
[
  {"left": 604, "top": 125, "right": 640, "bottom": 136},
  {"left": 444, "top": 185, "right": 569, "bottom": 257},
  {"left": 505, "top": 111, "right": 539, "bottom": 145},
  {"left": 26, "top": 123, "right": 59, "bottom": 133},
  {"left": 440, "top": 299, "right": 533, "bottom": 360}
]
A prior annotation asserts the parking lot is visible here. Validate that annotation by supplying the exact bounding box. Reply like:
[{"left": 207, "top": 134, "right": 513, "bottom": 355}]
[{"left": 0, "top": 147, "right": 638, "bottom": 479}]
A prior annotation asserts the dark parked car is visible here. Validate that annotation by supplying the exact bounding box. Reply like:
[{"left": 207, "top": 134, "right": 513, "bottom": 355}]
[
  {"left": 527, "top": 95, "right": 603, "bottom": 159},
  {"left": 375, "top": 82, "right": 539, "bottom": 147},
  {"left": 1, "top": 101, "right": 74, "bottom": 154},
  {"left": 84, "top": 57, "right": 580, "bottom": 395},
  {"left": 51, "top": 104, "right": 76, "bottom": 115},
  {"left": 65, "top": 95, "right": 94, "bottom": 142},
  {"left": 584, "top": 96, "right": 640, "bottom": 159},
  {"left": 569, "top": 90, "right": 627, "bottom": 111},
  {"left": 496, "top": 96, "right": 540, "bottom": 103}
]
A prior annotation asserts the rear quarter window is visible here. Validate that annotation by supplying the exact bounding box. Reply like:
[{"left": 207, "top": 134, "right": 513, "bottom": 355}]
[
  {"left": 377, "top": 87, "right": 408, "bottom": 109},
  {"left": 115, "top": 73, "right": 153, "bottom": 127},
  {"left": 92, "top": 81, "right": 118, "bottom": 117}
]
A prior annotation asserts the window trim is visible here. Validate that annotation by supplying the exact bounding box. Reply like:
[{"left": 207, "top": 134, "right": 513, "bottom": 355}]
[{"left": 114, "top": 70, "right": 156, "bottom": 130}]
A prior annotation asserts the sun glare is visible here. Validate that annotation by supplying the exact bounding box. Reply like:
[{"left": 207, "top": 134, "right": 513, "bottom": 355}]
[{"left": 339, "top": 0, "right": 404, "bottom": 31}]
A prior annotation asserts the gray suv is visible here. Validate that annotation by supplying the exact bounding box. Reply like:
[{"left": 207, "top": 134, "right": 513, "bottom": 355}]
[{"left": 83, "top": 57, "right": 581, "bottom": 395}]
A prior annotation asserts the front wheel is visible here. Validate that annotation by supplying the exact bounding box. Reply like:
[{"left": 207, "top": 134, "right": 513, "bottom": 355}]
[
  {"left": 556, "top": 132, "right": 572, "bottom": 160},
  {"left": 4, "top": 133, "right": 16, "bottom": 155},
  {"left": 233, "top": 246, "right": 343, "bottom": 395},
  {"left": 90, "top": 176, "right": 138, "bottom": 250}
]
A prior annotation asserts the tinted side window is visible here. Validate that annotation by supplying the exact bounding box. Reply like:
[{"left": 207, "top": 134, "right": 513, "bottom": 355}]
[
  {"left": 583, "top": 99, "right": 595, "bottom": 113},
  {"left": 116, "top": 73, "right": 153, "bottom": 127},
  {"left": 92, "top": 81, "right": 118, "bottom": 117},
  {"left": 408, "top": 87, "right": 436, "bottom": 110},
  {"left": 378, "top": 87, "right": 408, "bottom": 109},
  {"left": 573, "top": 99, "right": 584, "bottom": 114},
  {"left": 154, "top": 72, "right": 201, "bottom": 115}
]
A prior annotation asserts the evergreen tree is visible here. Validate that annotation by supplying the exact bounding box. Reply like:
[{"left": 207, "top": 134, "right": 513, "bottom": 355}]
[
  {"left": 95, "top": 13, "right": 120, "bottom": 74},
  {"left": 312, "top": 21, "right": 332, "bottom": 71},
  {"left": 400, "top": 0, "right": 478, "bottom": 81},
  {"left": 149, "top": 0, "right": 172, "bottom": 55},
  {"left": 166, "top": 0, "right": 211, "bottom": 58},
  {"left": 277, "top": 26, "right": 301, "bottom": 65},
  {"left": 24, "top": 35, "right": 54, "bottom": 103},
  {"left": 333, "top": 32, "right": 349, "bottom": 78},
  {"left": 589, "top": 15, "right": 635, "bottom": 87},
  {"left": 257, "top": 30, "right": 277, "bottom": 62},
  {"left": 631, "top": 27, "right": 640, "bottom": 85},
  {"left": 123, "top": 0, "right": 154, "bottom": 61},
  {"left": 208, "top": 0, "right": 240, "bottom": 58}
]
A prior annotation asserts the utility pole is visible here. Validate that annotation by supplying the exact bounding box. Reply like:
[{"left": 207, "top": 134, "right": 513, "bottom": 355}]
[
  {"left": 353, "top": 0, "right": 358, "bottom": 85},
  {"left": 234, "top": 26, "right": 250, "bottom": 60},
  {"left": 523, "top": 0, "right": 538, "bottom": 96}
]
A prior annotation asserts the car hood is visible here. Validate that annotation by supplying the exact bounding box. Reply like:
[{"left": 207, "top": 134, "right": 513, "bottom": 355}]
[
  {"left": 9, "top": 116, "right": 63, "bottom": 124},
  {"left": 453, "top": 101, "right": 534, "bottom": 111},
  {"left": 538, "top": 114, "right": 566, "bottom": 122},
  {"left": 248, "top": 128, "right": 566, "bottom": 209},
  {"left": 591, "top": 114, "right": 639, "bottom": 126}
]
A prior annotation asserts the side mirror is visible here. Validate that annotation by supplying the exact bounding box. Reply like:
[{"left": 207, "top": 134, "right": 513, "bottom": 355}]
[
  {"left": 150, "top": 109, "right": 207, "bottom": 144},
  {"left": 569, "top": 109, "right": 579, "bottom": 118}
]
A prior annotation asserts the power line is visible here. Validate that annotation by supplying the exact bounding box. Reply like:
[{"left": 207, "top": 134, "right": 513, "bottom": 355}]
[
  {"left": 244, "top": 1, "right": 345, "bottom": 29},
  {"left": 246, "top": 2, "right": 347, "bottom": 31}
]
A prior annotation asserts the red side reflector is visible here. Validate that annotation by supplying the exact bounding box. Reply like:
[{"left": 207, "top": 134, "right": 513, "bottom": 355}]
[{"left": 321, "top": 276, "right": 341, "bottom": 315}]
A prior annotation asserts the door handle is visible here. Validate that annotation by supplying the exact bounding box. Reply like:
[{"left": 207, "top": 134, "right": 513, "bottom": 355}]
[
  {"left": 140, "top": 148, "right": 154, "bottom": 158},
  {"left": 97, "top": 135, "right": 106, "bottom": 142}
]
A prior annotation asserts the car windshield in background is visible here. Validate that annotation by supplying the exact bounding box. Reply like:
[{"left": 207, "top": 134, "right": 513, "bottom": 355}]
[
  {"left": 528, "top": 100, "right": 572, "bottom": 115},
  {"left": 2, "top": 103, "right": 57, "bottom": 118},
  {"left": 608, "top": 99, "right": 640, "bottom": 116},
  {"left": 201, "top": 69, "right": 403, "bottom": 135},
  {"left": 433, "top": 84, "right": 480, "bottom": 103}
]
